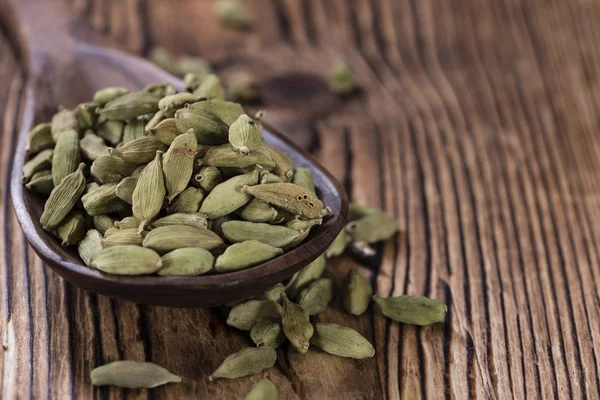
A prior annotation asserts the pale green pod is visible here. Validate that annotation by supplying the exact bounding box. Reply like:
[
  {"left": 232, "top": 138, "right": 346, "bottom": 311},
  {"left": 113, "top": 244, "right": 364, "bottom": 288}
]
[
  {"left": 193, "top": 166, "right": 222, "bottom": 193},
  {"left": 158, "top": 93, "right": 200, "bottom": 117},
  {"left": 228, "top": 114, "right": 263, "bottom": 154},
  {"left": 86, "top": 182, "right": 100, "bottom": 194},
  {"left": 281, "top": 293, "right": 313, "bottom": 354},
  {"left": 286, "top": 255, "right": 326, "bottom": 300},
  {"left": 91, "top": 246, "right": 162, "bottom": 275},
  {"left": 131, "top": 165, "right": 145, "bottom": 178},
  {"left": 25, "top": 169, "right": 54, "bottom": 195},
  {"left": 115, "top": 177, "right": 137, "bottom": 205},
  {"left": 144, "top": 110, "right": 165, "bottom": 132},
  {"left": 192, "top": 73, "right": 225, "bottom": 100},
  {"left": 373, "top": 295, "right": 447, "bottom": 326},
  {"left": 91, "top": 360, "right": 181, "bottom": 389},
  {"left": 91, "top": 155, "right": 138, "bottom": 183},
  {"left": 183, "top": 72, "right": 204, "bottom": 91},
  {"left": 328, "top": 61, "right": 357, "bottom": 95},
  {"left": 178, "top": 57, "right": 212, "bottom": 81},
  {"left": 243, "top": 183, "right": 323, "bottom": 219},
  {"left": 80, "top": 131, "right": 112, "bottom": 161},
  {"left": 215, "top": 240, "right": 283, "bottom": 273},
  {"left": 345, "top": 212, "right": 399, "bottom": 243},
  {"left": 114, "top": 216, "right": 141, "bottom": 230},
  {"left": 222, "top": 221, "right": 301, "bottom": 248},
  {"left": 188, "top": 99, "right": 243, "bottom": 125},
  {"left": 78, "top": 229, "right": 103, "bottom": 267},
  {"left": 342, "top": 268, "right": 372, "bottom": 316},
  {"left": 158, "top": 248, "right": 214, "bottom": 276},
  {"left": 132, "top": 151, "right": 166, "bottom": 231},
  {"left": 110, "top": 137, "right": 168, "bottom": 164},
  {"left": 257, "top": 283, "right": 286, "bottom": 303},
  {"left": 259, "top": 171, "right": 283, "bottom": 184},
  {"left": 173, "top": 107, "right": 230, "bottom": 145},
  {"left": 227, "top": 300, "right": 282, "bottom": 331},
  {"left": 298, "top": 278, "right": 333, "bottom": 316},
  {"left": 203, "top": 144, "right": 275, "bottom": 170},
  {"left": 238, "top": 199, "right": 278, "bottom": 223},
  {"left": 209, "top": 347, "right": 276, "bottom": 381},
  {"left": 325, "top": 230, "right": 348, "bottom": 258},
  {"left": 168, "top": 187, "right": 204, "bottom": 214},
  {"left": 102, "top": 228, "right": 145, "bottom": 248},
  {"left": 93, "top": 215, "right": 117, "bottom": 235},
  {"left": 75, "top": 102, "right": 99, "bottom": 130},
  {"left": 142, "top": 225, "right": 224, "bottom": 253},
  {"left": 214, "top": 0, "right": 254, "bottom": 30},
  {"left": 99, "top": 91, "right": 160, "bottom": 121},
  {"left": 292, "top": 167, "right": 316, "bottom": 195},
  {"left": 250, "top": 320, "right": 285, "bottom": 348},
  {"left": 152, "top": 213, "right": 207, "bottom": 229},
  {"left": 283, "top": 217, "right": 323, "bottom": 250},
  {"left": 26, "top": 123, "right": 53, "bottom": 155},
  {"left": 52, "top": 129, "right": 81, "bottom": 185},
  {"left": 51, "top": 108, "right": 79, "bottom": 142},
  {"left": 311, "top": 323, "right": 375, "bottom": 359},
  {"left": 40, "top": 163, "right": 86, "bottom": 230},
  {"left": 199, "top": 167, "right": 260, "bottom": 218},
  {"left": 163, "top": 130, "right": 198, "bottom": 202},
  {"left": 93, "top": 87, "right": 129, "bottom": 106},
  {"left": 245, "top": 379, "right": 277, "bottom": 400},
  {"left": 123, "top": 119, "right": 147, "bottom": 144},
  {"left": 142, "top": 82, "right": 177, "bottom": 98},
  {"left": 347, "top": 203, "right": 381, "bottom": 221},
  {"left": 22, "top": 149, "right": 53, "bottom": 183},
  {"left": 227, "top": 70, "right": 259, "bottom": 103},
  {"left": 56, "top": 212, "right": 87, "bottom": 247},
  {"left": 82, "top": 183, "right": 126, "bottom": 216},
  {"left": 146, "top": 118, "right": 181, "bottom": 146},
  {"left": 97, "top": 120, "right": 124, "bottom": 146},
  {"left": 261, "top": 146, "right": 293, "bottom": 182}
]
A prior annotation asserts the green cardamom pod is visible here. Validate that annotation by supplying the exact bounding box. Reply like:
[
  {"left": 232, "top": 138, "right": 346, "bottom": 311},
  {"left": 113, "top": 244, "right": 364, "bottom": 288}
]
[
  {"left": 142, "top": 82, "right": 177, "bottom": 98},
  {"left": 188, "top": 99, "right": 244, "bottom": 125},
  {"left": 158, "top": 93, "right": 200, "bottom": 117},
  {"left": 298, "top": 278, "right": 333, "bottom": 316},
  {"left": 99, "top": 91, "right": 160, "bottom": 121},
  {"left": 146, "top": 118, "right": 181, "bottom": 145},
  {"left": 292, "top": 167, "right": 316, "bottom": 195},
  {"left": 250, "top": 320, "right": 285, "bottom": 348},
  {"left": 22, "top": 149, "right": 53, "bottom": 183},
  {"left": 93, "top": 215, "right": 116, "bottom": 235},
  {"left": 342, "top": 268, "right": 372, "bottom": 316},
  {"left": 203, "top": 144, "right": 275, "bottom": 170},
  {"left": 325, "top": 230, "right": 347, "bottom": 258},
  {"left": 91, "top": 155, "right": 137, "bottom": 183},
  {"left": 168, "top": 187, "right": 204, "bottom": 214},
  {"left": 345, "top": 212, "right": 399, "bottom": 243},
  {"left": 215, "top": 240, "right": 283, "bottom": 273},
  {"left": 142, "top": 225, "right": 223, "bottom": 253},
  {"left": 75, "top": 102, "right": 99, "bottom": 130},
  {"left": 157, "top": 247, "right": 214, "bottom": 276},
  {"left": 242, "top": 183, "right": 323, "bottom": 219},
  {"left": 174, "top": 107, "right": 229, "bottom": 145},
  {"left": 25, "top": 123, "right": 53, "bottom": 155},
  {"left": 97, "top": 120, "right": 124, "bottom": 146},
  {"left": 259, "top": 171, "right": 283, "bottom": 184},
  {"left": 209, "top": 347, "right": 276, "bottom": 381},
  {"left": 115, "top": 177, "right": 137, "bottom": 205},
  {"left": 227, "top": 71, "right": 259, "bottom": 103},
  {"left": 206, "top": 214, "right": 234, "bottom": 238},
  {"left": 281, "top": 293, "right": 313, "bottom": 354},
  {"left": 238, "top": 199, "right": 278, "bottom": 223},
  {"left": 93, "top": 87, "right": 129, "bottom": 106},
  {"left": 347, "top": 203, "right": 381, "bottom": 221},
  {"left": 40, "top": 163, "right": 86, "bottom": 230},
  {"left": 227, "top": 300, "right": 282, "bottom": 331},
  {"left": 372, "top": 295, "right": 447, "bottom": 326},
  {"left": 130, "top": 165, "right": 145, "bottom": 178},
  {"left": 25, "top": 169, "right": 54, "bottom": 195},
  {"left": 91, "top": 360, "right": 181, "bottom": 388},
  {"left": 222, "top": 221, "right": 301, "bottom": 248},
  {"left": 56, "top": 211, "right": 87, "bottom": 247},
  {"left": 52, "top": 129, "right": 81, "bottom": 185},
  {"left": 261, "top": 146, "right": 293, "bottom": 182},
  {"left": 192, "top": 166, "right": 222, "bottom": 193},
  {"left": 228, "top": 114, "right": 263, "bottom": 154},
  {"left": 82, "top": 183, "right": 126, "bottom": 216},
  {"left": 328, "top": 61, "right": 357, "bottom": 95},
  {"left": 78, "top": 229, "right": 103, "bottom": 267},
  {"left": 91, "top": 245, "right": 162, "bottom": 275},
  {"left": 214, "top": 0, "right": 254, "bottom": 30},
  {"left": 311, "top": 323, "right": 374, "bottom": 359},
  {"left": 132, "top": 151, "right": 165, "bottom": 231},
  {"left": 152, "top": 213, "right": 208, "bottom": 229},
  {"left": 286, "top": 255, "right": 326, "bottom": 300},
  {"left": 144, "top": 110, "right": 165, "bottom": 132},
  {"left": 110, "top": 137, "right": 168, "bottom": 164},
  {"left": 51, "top": 108, "right": 79, "bottom": 142},
  {"left": 163, "top": 130, "right": 198, "bottom": 202},
  {"left": 123, "top": 119, "right": 148, "bottom": 144},
  {"left": 192, "top": 74, "right": 225, "bottom": 100},
  {"left": 80, "top": 131, "right": 112, "bottom": 161},
  {"left": 245, "top": 379, "right": 277, "bottom": 400},
  {"left": 199, "top": 167, "right": 260, "bottom": 218},
  {"left": 257, "top": 283, "right": 286, "bottom": 303},
  {"left": 178, "top": 58, "right": 211, "bottom": 80},
  {"left": 114, "top": 216, "right": 141, "bottom": 230},
  {"left": 102, "top": 228, "right": 145, "bottom": 248},
  {"left": 183, "top": 72, "right": 204, "bottom": 91}
]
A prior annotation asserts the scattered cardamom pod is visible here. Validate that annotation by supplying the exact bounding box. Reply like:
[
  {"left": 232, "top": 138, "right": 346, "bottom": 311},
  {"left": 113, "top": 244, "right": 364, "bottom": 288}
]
[
  {"left": 78, "top": 229, "right": 103, "bottom": 267},
  {"left": 242, "top": 183, "right": 323, "bottom": 219},
  {"left": 281, "top": 293, "right": 313, "bottom": 354},
  {"left": 325, "top": 230, "right": 348, "bottom": 258},
  {"left": 373, "top": 295, "right": 447, "bottom": 326},
  {"left": 214, "top": 0, "right": 254, "bottom": 30},
  {"left": 91, "top": 360, "right": 181, "bottom": 388},
  {"left": 132, "top": 151, "right": 165, "bottom": 231},
  {"left": 222, "top": 221, "right": 301, "bottom": 248},
  {"left": 158, "top": 247, "right": 214, "bottom": 276},
  {"left": 91, "top": 246, "right": 162, "bottom": 275},
  {"left": 311, "top": 323, "right": 375, "bottom": 359},
  {"left": 245, "top": 378, "right": 278, "bottom": 400},
  {"left": 25, "top": 123, "right": 53, "bottom": 155},
  {"left": 298, "top": 278, "right": 333, "bottom": 316},
  {"left": 227, "top": 300, "right": 282, "bottom": 331},
  {"left": 143, "top": 225, "right": 224, "bottom": 253},
  {"left": 215, "top": 240, "right": 283, "bottom": 273},
  {"left": 40, "top": 163, "right": 86, "bottom": 230},
  {"left": 329, "top": 61, "right": 357, "bottom": 95},
  {"left": 250, "top": 320, "right": 286, "bottom": 348},
  {"left": 347, "top": 203, "right": 381, "bottom": 221},
  {"left": 285, "top": 255, "right": 326, "bottom": 300},
  {"left": 345, "top": 212, "right": 399, "bottom": 243},
  {"left": 257, "top": 283, "right": 286, "bottom": 303},
  {"left": 342, "top": 268, "right": 372, "bottom": 316},
  {"left": 209, "top": 347, "right": 276, "bottom": 381}
]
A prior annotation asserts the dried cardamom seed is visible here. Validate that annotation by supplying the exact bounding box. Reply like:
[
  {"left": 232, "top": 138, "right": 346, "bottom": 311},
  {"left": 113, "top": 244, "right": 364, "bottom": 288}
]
[
  {"left": 242, "top": 183, "right": 323, "bottom": 219},
  {"left": 52, "top": 129, "right": 81, "bottom": 185},
  {"left": 215, "top": 240, "right": 283, "bottom": 273},
  {"left": 132, "top": 151, "right": 165, "bottom": 231},
  {"left": 345, "top": 212, "right": 399, "bottom": 243},
  {"left": 203, "top": 144, "right": 275, "bottom": 170},
  {"left": 115, "top": 177, "right": 137, "bottom": 205},
  {"left": 192, "top": 74, "right": 225, "bottom": 100},
  {"left": 325, "top": 230, "right": 348, "bottom": 258},
  {"left": 25, "top": 169, "right": 54, "bottom": 195},
  {"left": 78, "top": 229, "right": 103, "bottom": 266},
  {"left": 110, "top": 137, "right": 168, "bottom": 164},
  {"left": 146, "top": 118, "right": 181, "bottom": 145},
  {"left": 93, "top": 87, "right": 129, "bottom": 106},
  {"left": 373, "top": 295, "right": 447, "bottom": 326},
  {"left": 209, "top": 347, "right": 276, "bottom": 381},
  {"left": 93, "top": 215, "right": 116, "bottom": 235},
  {"left": 51, "top": 108, "right": 79, "bottom": 142},
  {"left": 214, "top": 0, "right": 254, "bottom": 30},
  {"left": 56, "top": 211, "right": 87, "bottom": 246},
  {"left": 75, "top": 102, "right": 99, "bottom": 129},
  {"left": 168, "top": 187, "right": 204, "bottom": 214},
  {"left": 26, "top": 123, "right": 53, "bottom": 155},
  {"left": 91, "top": 245, "right": 162, "bottom": 275},
  {"left": 193, "top": 166, "right": 222, "bottom": 193},
  {"left": 80, "top": 131, "right": 112, "bottom": 161},
  {"left": 311, "top": 323, "right": 374, "bottom": 359},
  {"left": 142, "top": 225, "right": 224, "bottom": 253},
  {"left": 22, "top": 149, "right": 53, "bottom": 183},
  {"left": 199, "top": 167, "right": 260, "bottom": 218},
  {"left": 157, "top": 247, "right": 214, "bottom": 276},
  {"left": 99, "top": 91, "right": 160, "bottom": 121},
  {"left": 292, "top": 167, "right": 316, "bottom": 196},
  {"left": 222, "top": 221, "right": 301, "bottom": 248},
  {"left": 40, "top": 163, "right": 86, "bottom": 230},
  {"left": 91, "top": 155, "right": 137, "bottom": 183},
  {"left": 227, "top": 300, "right": 282, "bottom": 331},
  {"left": 298, "top": 278, "right": 333, "bottom": 316},
  {"left": 286, "top": 255, "right": 326, "bottom": 299},
  {"left": 261, "top": 146, "right": 293, "bottom": 182},
  {"left": 228, "top": 114, "right": 263, "bottom": 154},
  {"left": 152, "top": 213, "right": 208, "bottom": 229},
  {"left": 163, "top": 130, "right": 198, "bottom": 202},
  {"left": 97, "top": 120, "right": 124, "bottom": 146},
  {"left": 250, "top": 320, "right": 285, "bottom": 348},
  {"left": 102, "top": 228, "right": 144, "bottom": 248},
  {"left": 82, "top": 183, "right": 126, "bottom": 216},
  {"left": 114, "top": 216, "right": 141, "bottom": 230},
  {"left": 91, "top": 360, "right": 181, "bottom": 388},
  {"left": 238, "top": 199, "right": 278, "bottom": 223},
  {"left": 281, "top": 293, "right": 313, "bottom": 354},
  {"left": 342, "top": 268, "right": 372, "bottom": 315}
]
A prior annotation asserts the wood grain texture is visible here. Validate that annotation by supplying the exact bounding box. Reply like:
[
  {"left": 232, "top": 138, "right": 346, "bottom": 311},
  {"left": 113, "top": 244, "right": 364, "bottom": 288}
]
[{"left": 3, "top": 0, "right": 600, "bottom": 398}]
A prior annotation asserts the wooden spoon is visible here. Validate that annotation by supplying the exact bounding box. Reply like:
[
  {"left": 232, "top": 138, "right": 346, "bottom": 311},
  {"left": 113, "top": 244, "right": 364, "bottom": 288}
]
[{"left": 6, "top": 0, "right": 347, "bottom": 307}]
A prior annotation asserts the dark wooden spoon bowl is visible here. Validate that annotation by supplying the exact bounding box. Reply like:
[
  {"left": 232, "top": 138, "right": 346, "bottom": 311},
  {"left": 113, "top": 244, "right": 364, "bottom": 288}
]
[{"left": 6, "top": 0, "right": 347, "bottom": 307}]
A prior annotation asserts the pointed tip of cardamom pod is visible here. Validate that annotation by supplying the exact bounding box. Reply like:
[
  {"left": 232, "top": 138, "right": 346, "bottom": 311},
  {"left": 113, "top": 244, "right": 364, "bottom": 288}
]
[
  {"left": 280, "top": 292, "right": 288, "bottom": 301},
  {"left": 241, "top": 185, "right": 250, "bottom": 193},
  {"left": 208, "top": 375, "right": 215, "bottom": 382},
  {"left": 21, "top": 176, "right": 28, "bottom": 184},
  {"left": 138, "top": 220, "right": 147, "bottom": 235},
  {"left": 185, "top": 128, "right": 195, "bottom": 135},
  {"left": 239, "top": 146, "right": 250, "bottom": 155},
  {"left": 61, "top": 240, "right": 69, "bottom": 247}
]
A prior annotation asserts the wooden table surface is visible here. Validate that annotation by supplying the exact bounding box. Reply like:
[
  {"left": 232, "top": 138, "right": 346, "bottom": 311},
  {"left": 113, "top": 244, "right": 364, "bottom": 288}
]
[{"left": 2, "top": 0, "right": 600, "bottom": 398}]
